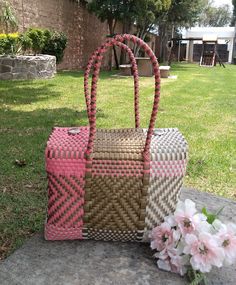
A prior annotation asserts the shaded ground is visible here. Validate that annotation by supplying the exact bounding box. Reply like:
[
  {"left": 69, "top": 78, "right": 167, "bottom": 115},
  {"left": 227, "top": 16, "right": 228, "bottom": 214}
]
[{"left": 0, "top": 63, "right": 235, "bottom": 259}]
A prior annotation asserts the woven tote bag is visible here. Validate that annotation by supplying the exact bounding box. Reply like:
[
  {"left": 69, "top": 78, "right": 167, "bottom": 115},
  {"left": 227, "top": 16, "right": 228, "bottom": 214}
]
[{"left": 44, "top": 34, "right": 188, "bottom": 242}]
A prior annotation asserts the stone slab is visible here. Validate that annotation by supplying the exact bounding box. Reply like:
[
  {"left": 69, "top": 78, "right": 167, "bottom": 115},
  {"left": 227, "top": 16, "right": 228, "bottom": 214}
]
[
  {"left": 160, "top": 66, "right": 170, "bottom": 78},
  {"left": 0, "top": 188, "right": 235, "bottom": 285}
]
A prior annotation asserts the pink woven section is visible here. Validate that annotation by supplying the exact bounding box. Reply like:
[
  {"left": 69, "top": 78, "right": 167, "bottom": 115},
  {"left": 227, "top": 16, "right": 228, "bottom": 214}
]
[
  {"left": 45, "top": 224, "right": 83, "bottom": 240},
  {"left": 46, "top": 127, "right": 89, "bottom": 161},
  {"left": 46, "top": 160, "right": 86, "bottom": 176},
  {"left": 45, "top": 127, "right": 89, "bottom": 240},
  {"left": 150, "top": 160, "right": 187, "bottom": 177}
]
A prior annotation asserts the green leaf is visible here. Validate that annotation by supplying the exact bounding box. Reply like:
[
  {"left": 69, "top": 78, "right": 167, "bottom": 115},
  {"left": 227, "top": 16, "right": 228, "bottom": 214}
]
[
  {"left": 202, "top": 205, "right": 225, "bottom": 225},
  {"left": 187, "top": 268, "right": 208, "bottom": 285},
  {"left": 201, "top": 207, "right": 208, "bottom": 216},
  {"left": 215, "top": 206, "right": 225, "bottom": 217},
  {"left": 201, "top": 207, "right": 217, "bottom": 224}
]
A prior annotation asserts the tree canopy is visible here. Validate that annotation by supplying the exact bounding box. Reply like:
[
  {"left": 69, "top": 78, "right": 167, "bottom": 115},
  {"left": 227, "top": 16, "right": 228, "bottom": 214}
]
[
  {"left": 162, "top": 0, "right": 205, "bottom": 28},
  {"left": 87, "top": 0, "right": 172, "bottom": 59},
  {"left": 232, "top": 0, "right": 236, "bottom": 26},
  {"left": 199, "top": 1, "right": 232, "bottom": 27},
  {"left": 134, "top": 0, "right": 171, "bottom": 36},
  {"left": 87, "top": 0, "right": 137, "bottom": 34},
  {"left": 87, "top": 0, "right": 171, "bottom": 35}
]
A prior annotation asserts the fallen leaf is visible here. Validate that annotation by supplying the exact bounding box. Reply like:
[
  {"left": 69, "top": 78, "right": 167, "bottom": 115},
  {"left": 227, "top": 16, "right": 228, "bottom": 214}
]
[{"left": 15, "top": 159, "right": 27, "bottom": 167}]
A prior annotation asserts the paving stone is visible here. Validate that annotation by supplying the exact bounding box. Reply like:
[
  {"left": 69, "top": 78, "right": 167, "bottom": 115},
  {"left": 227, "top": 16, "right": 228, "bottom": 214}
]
[{"left": 0, "top": 188, "right": 235, "bottom": 285}]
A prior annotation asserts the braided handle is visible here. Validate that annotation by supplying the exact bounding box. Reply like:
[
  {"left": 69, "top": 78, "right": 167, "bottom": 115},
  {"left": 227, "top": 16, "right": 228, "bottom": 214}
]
[
  {"left": 86, "top": 34, "right": 161, "bottom": 163},
  {"left": 84, "top": 40, "right": 140, "bottom": 127}
]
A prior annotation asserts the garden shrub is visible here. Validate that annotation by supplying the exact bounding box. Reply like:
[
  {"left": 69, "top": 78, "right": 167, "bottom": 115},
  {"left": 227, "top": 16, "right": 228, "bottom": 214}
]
[
  {"left": 0, "top": 28, "right": 67, "bottom": 63},
  {"left": 0, "top": 32, "right": 19, "bottom": 54},
  {"left": 42, "top": 31, "right": 67, "bottom": 63},
  {"left": 25, "top": 28, "right": 47, "bottom": 54},
  {"left": 18, "top": 33, "right": 32, "bottom": 54}
]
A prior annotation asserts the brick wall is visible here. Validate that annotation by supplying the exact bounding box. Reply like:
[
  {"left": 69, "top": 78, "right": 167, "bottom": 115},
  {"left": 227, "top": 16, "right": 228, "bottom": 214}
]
[
  {"left": 5, "top": 0, "right": 158, "bottom": 70},
  {"left": 7, "top": 0, "right": 109, "bottom": 70}
]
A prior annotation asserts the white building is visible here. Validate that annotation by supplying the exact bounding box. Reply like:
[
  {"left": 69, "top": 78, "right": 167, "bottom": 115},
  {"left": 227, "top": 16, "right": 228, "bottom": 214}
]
[{"left": 183, "top": 27, "right": 236, "bottom": 63}]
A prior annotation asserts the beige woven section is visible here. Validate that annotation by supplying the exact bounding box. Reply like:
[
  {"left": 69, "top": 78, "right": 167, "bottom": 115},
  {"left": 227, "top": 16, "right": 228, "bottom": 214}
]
[
  {"left": 93, "top": 128, "right": 146, "bottom": 160},
  {"left": 142, "top": 176, "right": 183, "bottom": 242},
  {"left": 83, "top": 228, "right": 143, "bottom": 242},
  {"left": 83, "top": 128, "right": 148, "bottom": 241}
]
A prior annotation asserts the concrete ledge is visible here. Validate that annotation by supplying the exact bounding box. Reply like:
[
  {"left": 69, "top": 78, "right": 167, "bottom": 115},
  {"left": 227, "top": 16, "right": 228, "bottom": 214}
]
[
  {"left": 0, "top": 188, "right": 235, "bottom": 285},
  {"left": 160, "top": 66, "right": 170, "bottom": 78},
  {"left": 119, "top": 64, "right": 132, "bottom": 76},
  {"left": 135, "top": 57, "right": 153, "bottom": 77},
  {"left": 0, "top": 55, "right": 56, "bottom": 80}
]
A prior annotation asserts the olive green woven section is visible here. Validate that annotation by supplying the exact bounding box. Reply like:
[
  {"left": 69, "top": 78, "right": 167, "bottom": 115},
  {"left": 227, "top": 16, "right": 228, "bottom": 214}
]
[
  {"left": 93, "top": 128, "right": 145, "bottom": 160},
  {"left": 83, "top": 176, "right": 147, "bottom": 229},
  {"left": 83, "top": 128, "right": 148, "bottom": 241}
]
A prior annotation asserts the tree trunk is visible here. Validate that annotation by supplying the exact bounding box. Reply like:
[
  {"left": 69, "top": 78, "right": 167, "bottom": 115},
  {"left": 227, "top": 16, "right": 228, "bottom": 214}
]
[
  {"left": 134, "top": 22, "right": 153, "bottom": 57},
  {"left": 113, "top": 46, "right": 119, "bottom": 69},
  {"left": 107, "top": 18, "right": 119, "bottom": 70},
  {"left": 119, "top": 19, "right": 131, "bottom": 64},
  {"left": 107, "top": 19, "right": 113, "bottom": 70},
  {"left": 158, "top": 22, "right": 170, "bottom": 63}
]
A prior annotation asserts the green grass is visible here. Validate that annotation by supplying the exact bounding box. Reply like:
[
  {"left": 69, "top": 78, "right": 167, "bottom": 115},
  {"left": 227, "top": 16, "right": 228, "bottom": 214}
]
[{"left": 0, "top": 63, "right": 235, "bottom": 259}]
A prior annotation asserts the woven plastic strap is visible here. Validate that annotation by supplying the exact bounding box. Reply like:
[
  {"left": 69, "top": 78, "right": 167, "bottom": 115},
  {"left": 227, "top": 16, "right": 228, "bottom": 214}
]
[
  {"left": 84, "top": 40, "right": 140, "bottom": 127},
  {"left": 86, "top": 34, "right": 161, "bottom": 163}
]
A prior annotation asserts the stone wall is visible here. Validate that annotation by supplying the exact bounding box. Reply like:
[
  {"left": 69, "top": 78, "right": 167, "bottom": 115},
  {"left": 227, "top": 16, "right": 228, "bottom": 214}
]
[
  {"left": 7, "top": 0, "right": 109, "bottom": 70},
  {"left": 0, "top": 55, "right": 56, "bottom": 80}
]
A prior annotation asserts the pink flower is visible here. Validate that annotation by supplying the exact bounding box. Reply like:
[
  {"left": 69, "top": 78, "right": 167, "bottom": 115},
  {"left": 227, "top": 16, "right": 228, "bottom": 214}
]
[
  {"left": 169, "top": 253, "right": 188, "bottom": 276},
  {"left": 150, "top": 200, "right": 236, "bottom": 277},
  {"left": 164, "top": 215, "right": 177, "bottom": 228},
  {"left": 169, "top": 247, "right": 189, "bottom": 276},
  {"left": 157, "top": 258, "right": 172, "bottom": 272},
  {"left": 215, "top": 221, "right": 236, "bottom": 265},
  {"left": 174, "top": 199, "right": 206, "bottom": 236},
  {"left": 184, "top": 232, "right": 225, "bottom": 272},
  {"left": 150, "top": 222, "right": 174, "bottom": 251},
  {"left": 156, "top": 248, "right": 188, "bottom": 276}
]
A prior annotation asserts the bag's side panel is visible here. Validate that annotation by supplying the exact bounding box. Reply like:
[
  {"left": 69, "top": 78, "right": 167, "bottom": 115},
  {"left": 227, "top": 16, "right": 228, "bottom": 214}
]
[
  {"left": 44, "top": 127, "right": 89, "bottom": 240},
  {"left": 142, "top": 128, "right": 188, "bottom": 242}
]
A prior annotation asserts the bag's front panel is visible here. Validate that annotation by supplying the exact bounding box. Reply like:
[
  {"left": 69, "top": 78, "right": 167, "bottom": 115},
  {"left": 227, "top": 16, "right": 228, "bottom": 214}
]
[
  {"left": 44, "top": 127, "right": 188, "bottom": 242},
  {"left": 82, "top": 129, "right": 148, "bottom": 242},
  {"left": 45, "top": 127, "right": 89, "bottom": 240},
  {"left": 142, "top": 128, "right": 188, "bottom": 241}
]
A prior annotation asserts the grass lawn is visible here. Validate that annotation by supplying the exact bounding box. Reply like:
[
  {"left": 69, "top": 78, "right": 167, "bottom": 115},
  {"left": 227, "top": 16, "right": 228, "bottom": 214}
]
[{"left": 0, "top": 63, "right": 235, "bottom": 259}]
